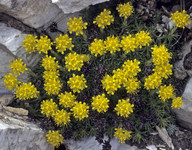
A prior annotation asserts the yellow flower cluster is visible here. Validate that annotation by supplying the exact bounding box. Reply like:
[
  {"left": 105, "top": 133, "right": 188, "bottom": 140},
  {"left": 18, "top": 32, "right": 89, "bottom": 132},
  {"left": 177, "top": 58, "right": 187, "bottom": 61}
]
[
  {"left": 65, "top": 52, "right": 90, "bottom": 71},
  {"left": 144, "top": 73, "right": 162, "bottom": 90},
  {"left": 116, "top": 2, "right": 133, "bottom": 19},
  {"left": 123, "top": 78, "right": 140, "bottom": 94},
  {"left": 67, "top": 17, "right": 88, "bottom": 36},
  {"left": 10, "top": 59, "right": 27, "bottom": 75},
  {"left": 67, "top": 74, "right": 87, "bottom": 93},
  {"left": 55, "top": 34, "right": 74, "bottom": 54},
  {"left": 93, "top": 9, "right": 114, "bottom": 29},
  {"left": 54, "top": 109, "right": 71, "bottom": 126},
  {"left": 22, "top": 34, "right": 37, "bottom": 54},
  {"left": 121, "top": 35, "right": 137, "bottom": 53},
  {"left": 44, "top": 78, "right": 62, "bottom": 95},
  {"left": 36, "top": 36, "right": 52, "bottom": 54},
  {"left": 114, "top": 128, "right": 132, "bottom": 143},
  {"left": 171, "top": 97, "right": 183, "bottom": 109},
  {"left": 158, "top": 84, "right": 174, "bottom": 102},
  {"left": 91, "top": 93, "right": 109, "bottom": 113},
  {"left": 41, "top": 55, "right": 59, "bottom": 71},
  {"left": 71, "top": 102, "right": 89, "bottom": 120},
  {"left": 15, "top": 82, "right": 39, "bottom": 100},
  {"left": 59, "top": 92, "right": 76, "bottom": 108},
  {"left": 153, "top": 63, "right": 173, "bottom": 79},
  {"left": 41, "top": 99, "right": 58, "bottom": 117},
  {"left": 170, "top": 10, "right": 191, "bottom": 28},
  {"left": 135, "top": 31, "right": 152, "bottom": 48},
  {"left": 104, "top": 36, "right": 121, "bottom": 54},
  {"left": 46, "top": 130, "right": 63, "bottom": 148},
  {"left": 3, "top": 73, "right": 20, "bottom": 90},
  {"left": 89, "top": 39, "right": 106, "bottom": 56},
  {"left": 114, "top": 99, "right": 134, "bottom": 118}
]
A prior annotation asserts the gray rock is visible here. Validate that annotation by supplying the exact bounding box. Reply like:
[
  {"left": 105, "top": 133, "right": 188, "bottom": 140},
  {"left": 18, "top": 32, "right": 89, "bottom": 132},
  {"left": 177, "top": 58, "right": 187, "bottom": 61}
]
[
  {"left": 0, "top": 112, "right": 54, "bottom": 150},
  {"left": 0, "top": 94, "right": 14, "bottom": 106},
  {"left": 3, "top": 106, "right": 28, "bottom": 116}
]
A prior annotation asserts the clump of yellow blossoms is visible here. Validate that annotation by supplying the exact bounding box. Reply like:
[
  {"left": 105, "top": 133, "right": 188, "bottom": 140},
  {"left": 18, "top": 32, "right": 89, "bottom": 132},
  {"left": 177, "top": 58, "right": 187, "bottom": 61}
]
[
  {"left": 59, "top": 92, "right": 76, "bottom": 108},
  {"left": 115, "top": 99, "right": 134, "bottom": 118},
  {"left": 114, "top": 128, "right": 132, "bottom": 143},
  {"left": 54, "top": 109, "right": 71, "bottom": 126},
  {"left": 3, "top": 73, "right": 20, "bottom": 90},
  {"left": 71, "top": 102, "right": 89, "bottom": 120},
  {"left": 43, "top": 71, "right": 59, "bottom": 82},
  {"left": 158, "top": 84, "right": 174, "bottom": 102},
  {"left": 93, "top": 9, "right": 114, "bottom": 29},
  {"left": 170, "top": 10, "right": 190, "bottom": 28},
  {"left": 41, "top": 99, "right": 58, "bottom": 118},
  {"left": 91, "top": 94, "right": 109, "bottom": 113},
  {"left": 36, "top": 36, "right": 52, "bottom": 54},
  {"left": 44, "top": 78, "right": 62, "bottom": 95},
  {"left": 65, "top": 52, "right": 90, "bottom": 71},
  {"left": 116, "top": 2, "right": 133, "bottom": 19},
  {"left": 135, "top": 31, "right": 152, "bottom": 48},
  {"left": 121, "top": 35, "right": 137, "bottom": 53},
  {"left": 10, "top": 59, "right": 27, "bottom": 75},
  {"left": 144, "top": 73, "right": 162, "bottom": 90},
  {"left": 89, "top": 39, "right": 106, "bottom": 56},
  {"left": 55, "top": 34, "right": 74, "bottom": 54},
  {"left": 67, "top": 74, "right": 87, "bottom": 93},
  {"left": 104, "top": 36, "right": 121, "bottom": 54},
  {"left": 113, "top": 69, "right": 127, "bottom": 85},
  {"left": 15, "top": 82, "right": 39, "bottom": 100},
  {"left": 22, "top": 34, "right": 37, "bottom": 54},
  {"left": 67, "top": 17, "right": 88, "bottom": 36},
  {"left": 172, "top": 97, "right": 183, "bottom": 109},
  {"left": 153, "top": 63, "right": 173, "bottom": 79},
  {"left": 41, "top": 55, "right": 59, "bottom": 71},
  {"left": 123, "top": 78, "right": 140, "bottom": 94},
  {"left": 46, "top": 130, "right": 63, "bottom": 148}
]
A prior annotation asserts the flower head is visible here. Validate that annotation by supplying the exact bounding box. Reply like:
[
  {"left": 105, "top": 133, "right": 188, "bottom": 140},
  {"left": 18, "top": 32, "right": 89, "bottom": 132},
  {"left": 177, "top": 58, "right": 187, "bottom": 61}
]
[
  {"left": 59, "top": 92, "right": 76, "bottom": 108},
  {"left": 15, "top": 82, "right": 39, "bottom": 100},
  {"left": 54, "top": 109, "right": 70, "bottom": 126},
  {"left": 135, "top": 31, "right": 152, "bottom": 48},
  {"left": 36, "top": 36, "right": 52, "bottom": 54},
  {"left": 67, "top": 17, "right": 88, "bottom": 36},
  {"left": 22, "top": 34, "right": 37, "bottom": 54},
  {"left": 43, "top": 70, "right": 60, "bottom": 82},
  {"left": 71, "top": 102, "right": 89, "bottom": 121},
  {"left": 153, "top": 63, "right": 173, "bottom": 79},
  {"left": 104, "top": 36, "right": 121, "bottom": 54},
  {"left": 121, "top": 35, "right": 137, "bottom": 53},
  {"left": 114, "top": 99, "right": 134, "bottom": 118},
  {"left": 123, "top": 78, "right": 140, "bottom": 94},
  {"left": 170, "top": 10, "right": 191, "bottom": 28},
  {"left": 93, "top": 9, "right": 114, "bottom": 29},
  {"left": 113, "top": 68, "right": 127, "bottom": 85},
  {"left": 41, "top": 99, "right": 58, "bottom": 117},
  {"left": 116, "top": 2, "right": 134, "bottom": 19},
  {"left": 91, "top": 94, "right": 109, "bottom": 113},
  {"left": 67, "top": 74, "right": 87, "bottom": 93},
  {"left": 44, "top": 78, "right": 62, "bottom": 95},
  {"left": 158, "top": 84, "right": 174, "bottom": 102},
  {"left": 114, "top": 128, "right": 132, "bottom": 143},
  {"left": 3, "top": 73, "right": 20, "bottom": 90},
  {"left": 41, "top": 55, "right": 59, "bottom": 71},
  {"left": 172, "top": 97, "right": 183, "bottom": 109},
  {"left": 89, "top": 39, "right": 106, "bottom": 56},
  {"left": 46, "top": 130, "right": 63, "bottom": 148},
  {"left": 10, "top": 59, "right": 27, "bottom": 75},
  {"left": 144, "top": 73, "right": 162, "bottom": 90},
  {"left": 55, "top": 34, "right": 74, "bottom": 54}
]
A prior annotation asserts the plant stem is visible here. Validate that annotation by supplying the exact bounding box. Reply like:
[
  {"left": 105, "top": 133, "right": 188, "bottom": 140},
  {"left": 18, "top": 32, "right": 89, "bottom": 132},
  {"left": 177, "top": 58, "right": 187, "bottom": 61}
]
[{"left": 27, "top": 69, "right": 37, "bottom": 78}]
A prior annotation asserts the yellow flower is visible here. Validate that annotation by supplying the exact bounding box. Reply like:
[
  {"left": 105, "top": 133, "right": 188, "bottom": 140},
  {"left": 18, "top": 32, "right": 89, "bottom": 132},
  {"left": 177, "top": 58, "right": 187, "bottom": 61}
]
[
  {"left": 135, "top": 31, "right": 152, "bottom": 48},
  {"left": 123, "top": 78, "right": 140, "bottom": 94},
  {"left": 41, "top": 99, "right": 58, "bottom": 117},
  {"left": 65, "top": 52, "right": 90, "bottom": 71},
  {"left": 10, "top": 59, "right": 27, "bottom": 75},
  {"left": 43, "top": 70, "right": 60, "bottom": 82},
  {"left": 104, "top": 36, "right": 121, "bottom": 54},
  {"left": 116, "top": 2, "right": 134, "bottom": 19},
  {"left": 15, "top": 82, "right": 39, "bottom": 100},
  {"left": 91, "top": 93, "right": 109, "bottom": 113},
  {"left": 41, "top": 55, "right": 59, "bottom": 71},
  {"left": 3, "top": 73, "right": 20, "bottom": 90},
  {"left": 158, "top": 84, "right": 174, "bottom": 102},
  {"left": 153, "top": 63, "right": 173, "bottom": 79},
  {"left": 151, "top": 45, "right": 172, "bottom": 66},
  {"left": 67, "top": 74, "right": 87, "bottom": 93},
  {"left": 172, "top": 97, "right": 183, "bottom": 109},
  {"left": 54, "top": 34, "right": 74, "bottom": 54},
  {"left": 44, "top": 78, "right": 62, "bottom": 95},
  {"left": 93, "top": 9, "right": 114, "bottom": 29},
  {"left": 113, "top": 68, "right": 127, "bottom": 85},
  {"left": 36, "top": 36, "right": 52, "bottom": 54},
  {"left": 89, "top": 39, "right": 106, "bottom": 56},
  {"left": 71, "top": 102, "right": 89, "bottom": 121},
  {"left": 114, "top": 128, "right": 132, "bottom": 143},
  {"left": 59, "top": 92, "right": 76, "bottom": 108},
  {"left": 67, "top": 17, "right": 88, "bottom": 36},
  {"left": 54, "top": 109, "right": 71, "bottom": 126},
  {"left": 114, "top": 99, "right": 134, "bottom": 118},
  {"left": 170, "top": 10, "right": 191, "bottom": 28},
  {"left": 46, "top": 130, "right": 63, "bottom": 148},
  {"left": 121, "top": 35, "right": 137, "bottom": 53},
  {"left": 144, "top": 73, "right": 162, "bottom": 90},
  {"left": 22, "top": 34, "right": 37, "bottom": 54}
]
